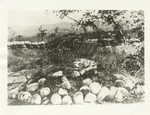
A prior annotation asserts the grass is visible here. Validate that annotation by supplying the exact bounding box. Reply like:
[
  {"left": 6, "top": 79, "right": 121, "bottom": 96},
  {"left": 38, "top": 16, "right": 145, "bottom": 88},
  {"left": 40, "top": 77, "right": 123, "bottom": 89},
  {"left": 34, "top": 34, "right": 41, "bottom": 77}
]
[{"left": 7, "top": 41, "right": 145, "bottom": 104}]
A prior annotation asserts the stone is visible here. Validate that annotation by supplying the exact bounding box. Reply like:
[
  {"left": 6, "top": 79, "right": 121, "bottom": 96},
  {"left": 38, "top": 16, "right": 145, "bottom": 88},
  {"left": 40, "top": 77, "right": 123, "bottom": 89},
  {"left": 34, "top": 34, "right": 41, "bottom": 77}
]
[
  {"left": 97, "top": 86, "right": 110, "bottom": 103},
  {"left": 109, "top": 86, "right": 118, "bottom": 100},
  {"left": 41, "top": 98, "right": 50, "bottom": 105},
  {"left": 8, "top": 88, "right": 19, "bottom": 99},
  {"left": 79, "top": 69, "right": 86, "bottom": 75},
  {"left": 72, "top": 71, "right": 80, "bottom": 78},
  {"left": 89, "top": 82, "right": 101, "bottom": 94},
  {"left": 58, "top": 88, "right": 68, "bottom": 96},
  {"left": 61, "top": 95, "right": 72, "bottom": 105},
  {"left": 38, "top": 78, "right": 46, "bottom": 86},
  {"left": 133, "top": 85, "right": 144, "bottom": 95},
  {"left": 118, "top": 87, "right": 129, "bottom": 97},
  {"left": 79, "top": 86, "right": 90, "bottom": 96},
  {"left": 115, "top": 90, "right": 123, "bottom": 103},
  {"left": 62, "top": 80, "right": 71, "bottom": 89},
  {"left": 82, "top": 78, "right": 93, "bottom": 86},
  {"left": 52, "top": 71, "right": 63, "bottom": 77},
  {"left": 40, "top": 87, "right": 50, "bottom": 98},
  {"left": 61, "top": 76, "right": 68, "bottom": 82},
  {"left": 115, "top": 80, "right": 125, "bottom": 87},
  {"left": 113, "top": 74, "right": 126, "bottom": 80},
  {"left": 8, "top": 75, "right": 27, "bottom": 85},
  {"left": 26, "top": 83, "right": 39, "bottom": 92},
  {"left": 73, "top": 91, "right": 84, "bottom": 105},
  {"left": 31, "top": 94, "right": 42, "bottom": 105},
  {"left": 124, "top": 79, "right": 134, "bottom": 91},
  {"left": 18, "top": 91, "right": 32, "bottom": 103},
  {"left": 50, "top": 93, "right": 61, "bottom": 105},
  {"left": 26, "top": 75, "right": 32, "bottom": 80},
  {"left": 84, "top": 93, "right": 97, "bottom": 104}
]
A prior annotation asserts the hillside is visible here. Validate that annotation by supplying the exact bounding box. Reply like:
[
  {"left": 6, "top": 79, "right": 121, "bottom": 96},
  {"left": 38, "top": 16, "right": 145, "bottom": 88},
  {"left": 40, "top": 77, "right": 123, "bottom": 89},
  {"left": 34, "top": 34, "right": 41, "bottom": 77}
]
[{"left": 9, "top": 22, "right": 77, "bottom": 37}]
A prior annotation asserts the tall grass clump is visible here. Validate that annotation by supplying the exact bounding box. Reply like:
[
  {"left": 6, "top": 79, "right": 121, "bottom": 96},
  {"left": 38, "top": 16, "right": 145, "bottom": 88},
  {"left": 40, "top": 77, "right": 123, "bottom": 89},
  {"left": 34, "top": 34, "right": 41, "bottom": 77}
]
[{"left": 94, "top": 46, "right": 126, "bottom": 74}]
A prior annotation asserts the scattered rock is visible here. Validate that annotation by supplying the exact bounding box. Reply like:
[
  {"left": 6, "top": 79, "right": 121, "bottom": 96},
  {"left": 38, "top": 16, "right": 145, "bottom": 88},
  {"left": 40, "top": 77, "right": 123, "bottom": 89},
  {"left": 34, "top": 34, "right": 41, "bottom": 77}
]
[
  {"left": 58, "top": 88, "right": 68, "bottom": 96},
  {"left": 31, "top": 94, "right": 41, "bottom": 105},
  {"left": 61, "top": 95, "right": 72, "bottom": 105},
  {"left": 82, "top": 78, "right": 93, "bottom": 86},
  {"left": 79, "top": 69, "right": 86, "bottom": 75},
  {"left": 27, "top": 79, "right": 34, "bottom": 84},
  {"left": 26, "top": 83, "right": 39, "bottom": 92},
  {"left": 8, "top": 75, "right": 27, "bottom": 85},
  {"left": 18, "top": 91, "right": 32, "bottom": 103},
  {"left": 97, "top": 86, "right": 110, "bottom": 103},
  {"left": 72, "top": 71, "right": 80, "bottom": 78},
  {"left": 38, "top": 78, "right": 46, "bottom": 86},
  {"left": 115, "top": 80, "right": 125, "bottom": 87},
  {"left": 89, "top": 82, "right": 101, "bottom": 94},
  {"left": 52, "top": 71, "right": 63, "bottom": 77},
  {"left": 73, "top": 91, "right": 84, "bottom": 104},
  {"left": 40, "top": 87, "right": 50, "bottom": 98},
  {"left": 61, "top": 76, "right": 68, "bottom": 82},
  {"left": 84, "top": 93, "right": 97, "bottom": 104},
  {"left": 113, "top": 74, "right": 126, "bottom": 80},
  {"left": 41, "top": 98, "right": 50, "bottom": 105},
  {"left": 124, "top": 79, "right": 134, "bottom": 91},
  {"left": 109, "top": 86, "right": 118, "bottom": 100},
  {"left": 50, "top": 93, "right": 61, "bottom": 105},
  {"left": 8, "top": 88, "right": 19, "bottom": 99},
  {"left": 79, "top": 86, "right": 90, "bottom": 96},
  {"left": 133, "top": 85, "right": 144, "bottom": 95},
  {"left": 62, "top": 80, "right": 71, "bottom": 89},
  {"left": 115, "top": 90, "right": 123, "bottom": 103},
  {"left": 118, "top": 87, "right": 129, "bottom": 97},
  {"left": 26, "top": 75, "right": 32, "bottom": 80}
]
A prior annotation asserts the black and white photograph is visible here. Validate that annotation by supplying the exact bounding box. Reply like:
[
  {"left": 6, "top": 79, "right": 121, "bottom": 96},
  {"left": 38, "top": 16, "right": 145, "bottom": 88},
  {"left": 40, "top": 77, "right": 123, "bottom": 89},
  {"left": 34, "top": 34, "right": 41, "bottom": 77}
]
[{"left": 7, "top": 10, "right": 145, "bottom": 106}]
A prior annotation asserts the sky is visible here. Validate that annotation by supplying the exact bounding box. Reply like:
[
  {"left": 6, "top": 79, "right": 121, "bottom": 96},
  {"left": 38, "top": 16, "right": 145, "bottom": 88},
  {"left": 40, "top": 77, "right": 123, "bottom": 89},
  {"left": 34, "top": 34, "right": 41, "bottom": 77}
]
[{"left": 8, "top": 10, "right": 82, "bottom": 27}]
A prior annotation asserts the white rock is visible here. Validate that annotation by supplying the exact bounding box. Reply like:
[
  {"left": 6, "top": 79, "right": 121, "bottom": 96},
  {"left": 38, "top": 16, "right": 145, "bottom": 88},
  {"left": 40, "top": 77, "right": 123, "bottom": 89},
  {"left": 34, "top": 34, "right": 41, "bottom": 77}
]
[
  {"left": 115, "top": 80, "right": 125, "bottom": 87},
  {"left": 61, "top": 76, "right": 68, "bottom": 82},
  {"left": 26, "top": 75, "right": 32, "bottom": 80},
  {"left": 18, "top": 91, "right": 32, "bottom": 103},
  {"left": 124, "top": 76, "right": 136, "bottom": 84},
  {"left": 31, "top": 94, "right": 42, "bottom": 105},
  {"left": 72, "top": 71, "right": 80, "bottom": 78},
  {"left": 89, "top": 82, "right": 101, "bottom": 94},
  {"left": 84, "top": 93, "right": 97, "bottom": 104},
  {"left": 58, "top": 88, "right": 68, "bottom": 95},
  {"left": 79, "top": 86, "right": 90, "bottom": 95},
  {"left": 26, "top": 83, "right": 39, "bottom": 92},
  {"left": 82, "top": 78, "right": 93, "bottom": 86},
  {"left": 52, "top": 71, "right": 63, "bottom": 77},
  {"left": 61, "top": 95, "right": 72, "bottom": 105},
  {"left": 50, "top": 93, "right": 61, "bottom": 105},
  {"left": 40, "top": 87, "right": 50, "bottom": 98},
  {"left": 73, "top": 91, "right": 84, "bottom": 105},
  {"left": 115, "top": 89, "right": 123, "bottom": 103},
  {"left": 118, "top": 87, "right": 129, "bottom": 97},
  {"left": 8, "top": 88, "right": 19, "bottom": 99},
  {"left": 62, "top": 80, "right": 71, "bottom": 89},
  {"left": 133, "top": 85, "right": 144, "bottom": 94},
  {"left": 79, "top": 69, "right": 86, "bottom": 75},
  {"left": 38, "top": 78, "right": 46, "bottom": 86},
  {"left": 41, "top": 99, "right": 50, "bottom": 105},
  {"left": 113, "top": 74, "right": 126, "bottom": 80},
  {"left": 124, "top": 79, "right": 134, "bottom": 91},
  {"left": 109, "top": 86, "right": 118, "bottom": 100},
  {"left": 97, "top": 86, "right": 110, "bottom": 103}
]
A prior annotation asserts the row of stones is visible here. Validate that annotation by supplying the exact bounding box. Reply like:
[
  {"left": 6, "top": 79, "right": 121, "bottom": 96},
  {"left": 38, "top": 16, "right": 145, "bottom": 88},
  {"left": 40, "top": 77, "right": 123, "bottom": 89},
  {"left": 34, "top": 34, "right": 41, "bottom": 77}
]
[{"left": 8, "top": 72, "right": 143, "bottom": 105}]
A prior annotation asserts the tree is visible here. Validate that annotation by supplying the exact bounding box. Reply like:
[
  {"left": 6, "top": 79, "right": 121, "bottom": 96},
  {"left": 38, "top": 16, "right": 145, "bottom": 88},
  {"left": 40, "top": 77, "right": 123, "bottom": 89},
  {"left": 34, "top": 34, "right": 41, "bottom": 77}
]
[
  {"left": 38, "top": 25, "right": 47, "bottom": 41},
  {"left": 53, "top": 10, "right": 144, "bottom": 44}
]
